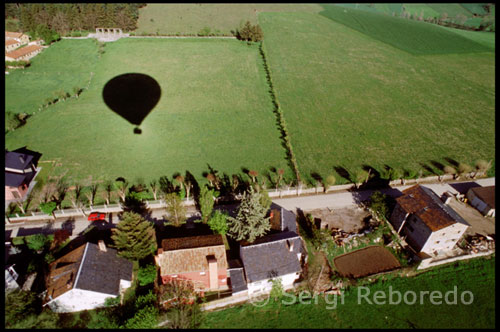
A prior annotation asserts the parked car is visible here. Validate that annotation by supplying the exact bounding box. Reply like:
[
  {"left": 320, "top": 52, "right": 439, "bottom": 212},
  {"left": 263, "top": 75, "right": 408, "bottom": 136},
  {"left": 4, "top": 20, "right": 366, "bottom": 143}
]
[{"left": 88, "top": 212, "right": 106, "bottom": 222}]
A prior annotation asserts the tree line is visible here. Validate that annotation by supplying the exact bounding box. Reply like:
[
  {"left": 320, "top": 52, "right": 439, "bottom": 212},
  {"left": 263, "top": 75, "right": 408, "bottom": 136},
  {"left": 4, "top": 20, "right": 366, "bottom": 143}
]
[{"left": 5, "top": 3, "right": 146, "bottom": 35}]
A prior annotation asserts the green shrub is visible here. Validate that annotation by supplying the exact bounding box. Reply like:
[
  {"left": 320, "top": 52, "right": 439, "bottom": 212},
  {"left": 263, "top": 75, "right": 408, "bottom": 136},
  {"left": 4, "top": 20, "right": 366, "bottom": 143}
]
[
  {"left": 137, "top": 264, "right": 157, "bottom": 286},
  {"left": 26, "top": 234, "right": 50, "bottom": 252}
]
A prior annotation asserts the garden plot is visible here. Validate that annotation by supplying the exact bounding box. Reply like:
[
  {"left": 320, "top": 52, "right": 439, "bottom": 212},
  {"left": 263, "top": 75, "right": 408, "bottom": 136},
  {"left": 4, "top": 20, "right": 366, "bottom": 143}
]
[{"left": 333, "top": 245, "right": 401, "bottom": 278}]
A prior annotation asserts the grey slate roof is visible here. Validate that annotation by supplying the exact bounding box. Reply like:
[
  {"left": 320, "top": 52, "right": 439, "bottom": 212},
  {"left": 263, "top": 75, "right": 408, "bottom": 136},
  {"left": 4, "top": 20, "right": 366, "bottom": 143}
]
[
  {"left": 5, "top": 170, "right": 35, "bottom": 187},
  {"left": 270, "top": 202, "right": 297, "bottom": 233},
  {"left": 228, "top": 268, "right": 248, "bottom": 293},
  {"left": 240, "top": 232, "right": 302, "bottom": 283},
  {"left": 75, "top": 243, "right": 133, "bottom": 296},
  {"left": 5, "top": 151, "right": 33, "bottom": 170}
]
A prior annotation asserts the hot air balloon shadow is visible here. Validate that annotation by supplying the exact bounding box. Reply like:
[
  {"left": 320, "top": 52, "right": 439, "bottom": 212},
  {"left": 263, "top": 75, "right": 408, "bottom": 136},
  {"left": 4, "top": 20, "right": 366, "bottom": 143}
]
[{"left": 102, "top": 73, "right": 161, "bottom": 134}]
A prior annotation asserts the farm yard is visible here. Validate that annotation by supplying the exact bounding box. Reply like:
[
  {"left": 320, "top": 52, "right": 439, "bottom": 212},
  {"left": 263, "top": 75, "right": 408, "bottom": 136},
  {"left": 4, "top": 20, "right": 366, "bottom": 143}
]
[
  {"left": 5, "top": 3, "right": 495, "bottom": 188},
  {"left": 333, "top": 245, "right": 401, "bottom": 278}
]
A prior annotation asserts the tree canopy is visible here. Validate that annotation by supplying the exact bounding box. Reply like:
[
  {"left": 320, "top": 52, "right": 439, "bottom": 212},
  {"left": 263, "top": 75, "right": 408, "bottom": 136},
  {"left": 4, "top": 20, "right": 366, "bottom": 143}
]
[
  {"left": 227, "top": 187, "right": 271, "bottom": 243},
  {"left": 111, "top": 212, "right": 157, "bottom": 261}
]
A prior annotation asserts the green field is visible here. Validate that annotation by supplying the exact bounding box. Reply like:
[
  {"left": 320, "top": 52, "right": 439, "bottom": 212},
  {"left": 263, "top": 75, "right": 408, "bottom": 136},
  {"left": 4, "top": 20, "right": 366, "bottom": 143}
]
[
  {"left": 259, "top": 11, "right": 495, "bottom": 184},
  {"left": 201, "top": 256, "right": 495, "bottom": 329},
  {"left": 319, "top": 5, "right": 491, "bottom": 55},
  {"left": 5, "top": 38, "right": 291, "bottom": 183},
  {"left": 135, "top": 3, "right": 322, "bottom": 35},
  {"left": 439, "top": 26, "right": 495, "bottom": 50},
  {"left": 5, "top": 39, "right": 99, "bottom": 115}
]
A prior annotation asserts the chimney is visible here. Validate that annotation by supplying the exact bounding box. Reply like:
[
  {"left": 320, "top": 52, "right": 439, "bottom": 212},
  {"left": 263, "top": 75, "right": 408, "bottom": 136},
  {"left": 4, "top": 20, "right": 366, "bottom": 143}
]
[
  {"left": 207, "top": 255, "right": 218, "bottom": 290},
  {"left": 287, "top": 240, "right": 294, "bottom": 252},
  {"left": 98, "top": 240, "right": 107, "bottom": 252},
  {"left": 441, "top": 192, "right": 452, "bottom": 205}
]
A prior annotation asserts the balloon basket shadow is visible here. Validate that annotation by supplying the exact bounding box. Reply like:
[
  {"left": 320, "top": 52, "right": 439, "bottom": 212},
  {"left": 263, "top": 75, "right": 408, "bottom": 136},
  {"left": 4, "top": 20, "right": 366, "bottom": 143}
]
[{"left": 134, "top": 127, "right": 142, "bottom": 134}]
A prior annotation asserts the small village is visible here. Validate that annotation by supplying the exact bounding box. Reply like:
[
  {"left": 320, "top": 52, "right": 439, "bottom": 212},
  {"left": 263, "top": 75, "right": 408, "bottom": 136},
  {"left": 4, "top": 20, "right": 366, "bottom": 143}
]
[
  {"left": 5, "top": 148, "right": 495, "bottom": 327},
  {"left": 5, "top": 3, "right": 495, "bottom": 329}
]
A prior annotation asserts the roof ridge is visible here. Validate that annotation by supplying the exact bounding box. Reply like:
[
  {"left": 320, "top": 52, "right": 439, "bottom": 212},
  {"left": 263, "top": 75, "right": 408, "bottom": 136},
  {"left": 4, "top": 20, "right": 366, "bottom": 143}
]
[{"left": 73, "top": 242, "right": 90, "bottom": 290}]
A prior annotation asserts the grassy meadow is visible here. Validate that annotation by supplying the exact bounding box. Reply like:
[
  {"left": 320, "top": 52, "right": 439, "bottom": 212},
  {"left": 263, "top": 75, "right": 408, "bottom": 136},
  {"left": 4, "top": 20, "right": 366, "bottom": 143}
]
[
  {"left": 5, "top": 39, "right": 99, "bottom": 115},
  {"left": 135, "top": 3, "right": 322, "bottom": 35},
  {"left": 5, "top": 38, "right": 291, "bottom": 183},
  {"left": 201, "top": 256, "right": 495, "bottom": 329},
  {"left": 319, "top": 5, "right": 491, "bottom": 55},
  {"left": 258, "top": 11, "right": 495, "bottom": 185}
]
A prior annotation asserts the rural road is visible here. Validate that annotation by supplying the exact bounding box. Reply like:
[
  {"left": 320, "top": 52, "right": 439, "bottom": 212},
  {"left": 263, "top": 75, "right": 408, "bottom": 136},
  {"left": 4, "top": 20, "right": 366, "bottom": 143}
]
[{"left": 5, "top": 177, "right": 495, "bottom": 240}]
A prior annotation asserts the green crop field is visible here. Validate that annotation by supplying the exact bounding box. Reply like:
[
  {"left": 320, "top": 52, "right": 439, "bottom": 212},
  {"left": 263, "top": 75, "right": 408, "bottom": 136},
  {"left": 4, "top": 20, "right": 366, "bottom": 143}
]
[
  {"left": 259, "top": 11, "right": 495, "bottom": 185},
  {"left": 5, "top": 39, "right": 99, "bottom": 115},
  {"left": 319, "top": 5, "right": 491, "bottom": 55},
  {"left": 135, "top": 3, "right": 322, "bottom": 35},
  {"left": 5, "top": 38, "right": 291, "bottom": 183},
  {"left": 201, "top": 256, "right": 495, "bottom": 329},
  {"left": 439, "top": 26, "right": 495, "bottom": 50}
]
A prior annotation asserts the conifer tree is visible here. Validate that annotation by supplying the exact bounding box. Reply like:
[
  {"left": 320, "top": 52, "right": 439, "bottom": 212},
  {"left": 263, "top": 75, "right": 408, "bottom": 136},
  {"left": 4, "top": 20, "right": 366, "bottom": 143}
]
[
  {"left": 111, "top": 212, "right": 157, "bottom": 261},
  {"left": 227, "top": 187, "right": 271, "bottom": 243}
]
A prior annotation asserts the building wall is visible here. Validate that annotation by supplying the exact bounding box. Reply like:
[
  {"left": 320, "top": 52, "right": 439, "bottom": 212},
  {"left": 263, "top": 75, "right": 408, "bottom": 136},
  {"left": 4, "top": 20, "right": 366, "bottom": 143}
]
[
  {"left": 48, "top": 288, "right": 116, "bottom": 313},
  {"left": 247, "top": 272, "right": 300, "bottom": 295},
  {"left": 389, "top": 204, "right": 408, "bottom": 231},
  {"left": 466, "top": 190, "right": 494, "bottom": 217},
  {"left": 5, "top": 42, "right": 20, "bottom": 52},
  {"left": 161, "top": 268, "right": 228, "bottom": 290},
  {"left": 5, "top": 184, "right": 28, "bottom": 201},
  {"left": 420, "top": 223, "right": 469, "bottom": 255},
  {"left": 400, "top": 214, "right": 432, "bottom": 252}
]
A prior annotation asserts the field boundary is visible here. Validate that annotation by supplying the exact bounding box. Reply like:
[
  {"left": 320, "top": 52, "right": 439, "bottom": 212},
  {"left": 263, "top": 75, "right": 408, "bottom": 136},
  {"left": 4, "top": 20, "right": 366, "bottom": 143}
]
[{"left": 259, "top": 42, "right": 301, "bottom": 184}]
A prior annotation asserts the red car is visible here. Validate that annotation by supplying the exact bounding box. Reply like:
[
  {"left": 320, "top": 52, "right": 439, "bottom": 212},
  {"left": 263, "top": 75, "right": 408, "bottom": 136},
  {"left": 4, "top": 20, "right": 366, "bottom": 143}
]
[{"left": 88, "top": 212, "right": 106, "bottom": 222}]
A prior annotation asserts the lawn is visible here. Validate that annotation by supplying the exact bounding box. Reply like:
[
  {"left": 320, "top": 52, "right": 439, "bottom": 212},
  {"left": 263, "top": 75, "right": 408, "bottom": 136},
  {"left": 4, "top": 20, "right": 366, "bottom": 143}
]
[
  {"left": 440, "top": 26, "right": 496, "bottom": 50},
  {"left": 134, "top": 3, "right": 322, "bottom": 35},
  {"left": 5, "top": 39, "right": 99, "bottom": 116},
  {"left": 200, "top": 256, "right": 495, "bottom": 329},
  {"left": 5, "top": 38, "right": 291, "bottom": 184},
  {"left": 258, "top": 11, "right": 495, "bottom": 185}
]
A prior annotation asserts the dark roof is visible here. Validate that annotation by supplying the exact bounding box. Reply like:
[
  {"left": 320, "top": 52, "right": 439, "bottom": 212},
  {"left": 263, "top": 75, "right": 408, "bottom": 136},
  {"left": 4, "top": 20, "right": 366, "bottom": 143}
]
[
  {"left": 228, "top": 268, "right": 248, "bottom": 293},
  {"left": 397, "top": 185, "right": 469, "bottom": 232},
  {"left": 161, "top": 234, "right": 224, "bottom": 251},
  {"left": 75, "top": 243, "right": 133, "bottom": 296},
  {"left": 240, "top": 233, "right": 302, "bottom": 283},
  {"left": 5, "top": 170, "right": 35, "bottom": 187},
  {"left": 469, "top": 186, "right": 495, "bottom": 209},
  {"left": 270, "top": 203, "right": 297, "bottom": 233},
  {"left": 5, "top": 150, "right": 34, "bottom": 170}
]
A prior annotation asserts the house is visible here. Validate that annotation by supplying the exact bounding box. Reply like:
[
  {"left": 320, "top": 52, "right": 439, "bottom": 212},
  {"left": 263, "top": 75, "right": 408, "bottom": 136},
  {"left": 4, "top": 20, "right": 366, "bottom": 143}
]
[
  {"left": 5, "top": 44, "right": 42, "bottom": 61},
  {"left": 269, "top": 202, "right": 298, "bottom": 233},
  {"left": 155, "top": 234, "right": 229, "bottom": 293},
  {"left": 390, "top": 185, "right": 470, "bottom": 257},
  {"left": 43, "top": 241, "right": 133, "bottom": 313},
  {"left": 239, "top": 231, "right": 303, "bottom": 295},
  {"left": 5, "top": 242, "right": 20, "bottom": 291},
  {"left": 5, "top": 39, "right": 21, "bottom": 53},
  {"left": 466, "top": 186, "right": 495, "bottom": 217},
  {"left": 5, "top": 150, "right": 40, "bottom": 201},
  {"left": 5, "top": 31, "right": 30, "bottom": 45}
]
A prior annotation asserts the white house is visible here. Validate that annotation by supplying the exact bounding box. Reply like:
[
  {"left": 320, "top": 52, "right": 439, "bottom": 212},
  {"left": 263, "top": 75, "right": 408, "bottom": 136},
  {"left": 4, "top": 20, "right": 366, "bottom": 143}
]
[
  {"left": 466, "top": 186, "right": 495, "bottom": 217},
  {"left": 43, "top": 241, "right": 133, "bottom": 313},
  {"left": 390, "top": 185, "right": 470, "bottom": 257},
  {"left": 239, "top": 230, "right": 303, "bottom": 295}
]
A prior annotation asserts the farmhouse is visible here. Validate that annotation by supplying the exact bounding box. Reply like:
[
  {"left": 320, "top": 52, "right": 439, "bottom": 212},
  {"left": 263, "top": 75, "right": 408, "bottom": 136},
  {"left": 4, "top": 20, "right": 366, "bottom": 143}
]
[
  {"left": 5, "top": 31, "right": 30, "bottom": 45},
  {"left": 240, "top": 231, "right": 303, "bottom": 295},
  {"left": 5, "top": 149, "right": 40, "bottom": 201},
  {"left": 155, "top": 234, "right": 229, "bottom": 293},
  {"left": 5, "top": 39, "right": 21, "bottom": 53},
  {"left": 390, "top": 185, "right": 470, "bottom": 257},
  {"left": 43, "top": 241, "right": 133, "bottom": 313},
  {"left": 466, "top": 186, "right": 495, "bottom": 217},
  {"left": 5, "top": 44, "right": 42, "bottom": 61}
]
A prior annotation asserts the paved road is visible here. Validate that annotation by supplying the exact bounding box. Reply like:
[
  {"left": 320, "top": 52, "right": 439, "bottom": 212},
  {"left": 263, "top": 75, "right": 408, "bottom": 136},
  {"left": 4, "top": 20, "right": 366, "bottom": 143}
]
[{"left": 5, "top": 177, "right": 494, "bottom": 240}]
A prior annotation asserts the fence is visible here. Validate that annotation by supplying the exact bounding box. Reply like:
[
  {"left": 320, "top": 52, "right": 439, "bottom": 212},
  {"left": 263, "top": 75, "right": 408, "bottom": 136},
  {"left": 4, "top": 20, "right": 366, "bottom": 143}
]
[{"left": 417, "top": 249, "right": 495, "bottom": 270}]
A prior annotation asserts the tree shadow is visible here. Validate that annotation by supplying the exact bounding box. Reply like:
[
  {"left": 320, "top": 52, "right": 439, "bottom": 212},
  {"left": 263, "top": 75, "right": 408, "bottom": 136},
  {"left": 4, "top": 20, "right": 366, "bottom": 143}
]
[
  {"left": 359, "top": 165, "right": 389, "bottom": 190},
  {"left": 419, "top": 162, "right": 436, "bottom": 177},
  {"left": 334, "top": 166, "right": 352, "bottom": 183},
  {"left": 61, "top": 218, "right": 75, "bottom": 235},
  {"left": 430, "top": 160, "right": 445, "bottom": 173},
  {"left": 310, "top": 171, "right": 323, "bottom": 188},
  {"left": 444, "top": 157, "right": 459, "bottom": 168}
]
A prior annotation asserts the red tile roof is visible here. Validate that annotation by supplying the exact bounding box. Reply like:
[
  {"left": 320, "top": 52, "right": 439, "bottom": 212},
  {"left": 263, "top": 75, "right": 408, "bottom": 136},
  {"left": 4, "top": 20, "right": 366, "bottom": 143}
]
[
  {"left": 396, "top": 185, "right": 468, "bottom": 232},
  {"left": 5, "top": 39, "right": 20, "bottom": 46},
  {"left": 5, "top": 31, "right": 24, "bottom": 39},
  {"left": 5, "top": 44, "right": 41, "bottom": 60}
]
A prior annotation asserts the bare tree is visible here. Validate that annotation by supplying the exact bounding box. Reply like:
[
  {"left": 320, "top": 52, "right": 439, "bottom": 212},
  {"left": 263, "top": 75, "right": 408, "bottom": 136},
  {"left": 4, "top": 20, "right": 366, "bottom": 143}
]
[
  {"left": 473, "top": 160, "right": 491, "bottom": 179},
  {"left": 276, "top": 168, "right": 284, "bottom": 191},
  {"left": 102, "top": 180, "right": 114, "bottom": 205},
  {"left": 248, "top": 170, "right": 258, "bottom": 183},
  {"left": 69, "top": 183, "right": 84, "bottom": 208},
  {"left": 149, "top": 179, "right": 159, "bottom": 200},
  {"left": 84, "top": 183, "right": 99, "bottom": 207},
  {"left": 457, "top": 163, "right": 472, "bottom": 179},
  {"left": 114, "top": 180, "right": 129, "bottom": 202}
]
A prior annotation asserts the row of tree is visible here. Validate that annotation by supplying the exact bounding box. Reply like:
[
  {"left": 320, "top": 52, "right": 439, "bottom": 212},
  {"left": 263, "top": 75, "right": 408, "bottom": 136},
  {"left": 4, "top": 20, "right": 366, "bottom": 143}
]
[{"left": 5, "top": 3, "right": 146, "bottom": 35}]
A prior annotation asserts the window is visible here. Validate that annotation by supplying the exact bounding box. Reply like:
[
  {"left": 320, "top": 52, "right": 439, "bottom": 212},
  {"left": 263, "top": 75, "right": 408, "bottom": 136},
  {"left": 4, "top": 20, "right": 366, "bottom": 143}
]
[{"left": 435, "top": 240, "right": 440, "bottom": 244}]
